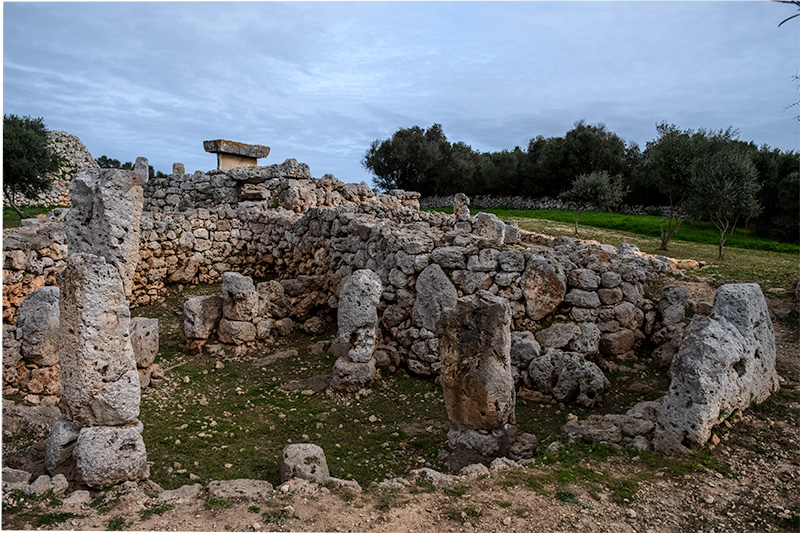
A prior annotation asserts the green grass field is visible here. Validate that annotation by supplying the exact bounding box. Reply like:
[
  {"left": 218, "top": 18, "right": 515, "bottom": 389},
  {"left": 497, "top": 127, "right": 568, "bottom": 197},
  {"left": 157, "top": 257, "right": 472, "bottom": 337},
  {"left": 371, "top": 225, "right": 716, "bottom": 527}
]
[{"left": 3, "top": 205, "right": 67, "bottom": 228}]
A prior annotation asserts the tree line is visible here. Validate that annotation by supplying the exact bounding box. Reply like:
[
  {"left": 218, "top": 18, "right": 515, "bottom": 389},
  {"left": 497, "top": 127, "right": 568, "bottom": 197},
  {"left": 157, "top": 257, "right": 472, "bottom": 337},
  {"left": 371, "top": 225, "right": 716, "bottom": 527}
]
[{"left": 362, "top": 121, "right": 799, "bottom": 246}]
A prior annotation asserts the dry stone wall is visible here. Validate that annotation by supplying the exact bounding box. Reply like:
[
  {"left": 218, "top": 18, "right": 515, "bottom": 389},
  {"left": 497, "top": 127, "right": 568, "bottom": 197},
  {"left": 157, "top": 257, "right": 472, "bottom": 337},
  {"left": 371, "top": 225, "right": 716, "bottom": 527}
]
[{"left": 4, "top": 159, "right": 679, "bottom": 400}]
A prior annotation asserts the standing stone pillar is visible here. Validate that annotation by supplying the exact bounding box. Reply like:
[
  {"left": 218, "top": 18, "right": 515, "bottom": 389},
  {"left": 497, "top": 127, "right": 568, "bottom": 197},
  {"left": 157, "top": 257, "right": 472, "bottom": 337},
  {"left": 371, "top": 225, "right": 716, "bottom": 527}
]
[
  {"left": 438, "top": 291, "right": 518, "bottom": 470},
  {"left": 45, "top": 168, "right": 149, "bottom": 488},
  {"left": 330, "top": 270, "right": 382, "bottom": 391}
]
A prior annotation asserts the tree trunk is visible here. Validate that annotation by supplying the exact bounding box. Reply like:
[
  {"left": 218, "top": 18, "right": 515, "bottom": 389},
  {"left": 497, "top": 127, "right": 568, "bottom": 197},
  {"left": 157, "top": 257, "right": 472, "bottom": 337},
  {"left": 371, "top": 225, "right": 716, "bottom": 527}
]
[
  {"left": 574, "top": 209, "right": 583, "bottom": 236},
  {"left": 3, "top": 190, "right": 25, "bottom": 219}
]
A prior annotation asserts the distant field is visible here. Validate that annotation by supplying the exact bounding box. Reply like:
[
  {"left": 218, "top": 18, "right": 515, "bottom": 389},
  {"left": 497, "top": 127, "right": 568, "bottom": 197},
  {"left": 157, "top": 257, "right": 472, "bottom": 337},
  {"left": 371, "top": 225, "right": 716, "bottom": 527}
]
[{"left": 427, "top": 206, "right": 800, "bottom": 293}]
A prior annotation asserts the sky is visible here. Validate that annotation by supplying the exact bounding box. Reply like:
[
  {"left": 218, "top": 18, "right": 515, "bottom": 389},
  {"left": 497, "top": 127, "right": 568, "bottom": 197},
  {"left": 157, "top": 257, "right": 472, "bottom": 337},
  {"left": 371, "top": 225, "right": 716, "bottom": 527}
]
[{"left": 3, "top": 1, "right": 799, "bottom": 185}]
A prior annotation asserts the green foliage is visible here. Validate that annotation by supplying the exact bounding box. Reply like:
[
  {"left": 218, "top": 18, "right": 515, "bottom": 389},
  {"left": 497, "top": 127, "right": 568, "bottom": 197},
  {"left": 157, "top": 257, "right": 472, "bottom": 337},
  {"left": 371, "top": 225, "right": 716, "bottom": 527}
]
[
  {"left": 263, "top": 509, "right": 291, "bottom": 524},
  {"left": 34, "top": 512, "right": 81, "bottom": 527},
  {"left": 247, "top": 505, "right": 261, "bottom": 514},
  {"left": 205, "top": 497, "right": 232, "bottom": 510},
  {"left": 2, "top": 114, "right": 61, "bottom": 214},
  {"left": 684, "top": 141, "right": 763, "bottom": 259},
  {"left": 559, "top": 171, "right": 628, "bottom": 235}
]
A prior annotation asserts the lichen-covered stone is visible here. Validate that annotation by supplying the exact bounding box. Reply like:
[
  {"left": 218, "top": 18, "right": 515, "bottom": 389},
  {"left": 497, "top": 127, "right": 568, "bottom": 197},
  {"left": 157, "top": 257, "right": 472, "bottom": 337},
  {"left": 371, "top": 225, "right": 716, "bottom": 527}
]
[
  {"left": 519, "top": 256, "right": 566, "bottom": 320},
  {"left": 73, "top": 423, "right": 149, "bottom": 488},
  {"left": 16, "top": 286, "right": 60, "bottom": 366}
]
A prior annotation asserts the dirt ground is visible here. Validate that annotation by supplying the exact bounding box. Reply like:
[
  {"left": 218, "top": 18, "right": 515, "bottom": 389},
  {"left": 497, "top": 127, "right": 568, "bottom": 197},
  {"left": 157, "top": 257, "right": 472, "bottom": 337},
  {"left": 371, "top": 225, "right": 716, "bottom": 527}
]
[{"left": 3, "top": 282, "right": 799, "bottom": 532}]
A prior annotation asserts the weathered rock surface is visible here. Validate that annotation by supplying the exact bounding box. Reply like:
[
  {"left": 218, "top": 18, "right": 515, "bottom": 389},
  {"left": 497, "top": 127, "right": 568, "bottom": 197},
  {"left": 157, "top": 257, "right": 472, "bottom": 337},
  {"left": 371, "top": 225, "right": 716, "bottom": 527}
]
[
  {"left": 519, "top": 256, "right": 567, "bottom": 320},
  {"left": 439, "top": 291, "right": 515, "bottom": 430},
  {"left": 183, "top": 295, "right": 222, "bottom": 340},
  {"left": 45, "top": 415, "right": 81, "bottom": 476},
  {"left": 57, "top": 253, "right": 140, "bottom": 427},
  {"left": 3, "top": 401, "right": 60, "bottom": 440},
  {"left": 221, "top": 272, "right": 259, "bottom": 322},
  {"left": 73, "top": 422, "right": 149, "bottom": 488},
  {"left": 654, "top": 283, "right": 779, "bottom": 454},
  {"left": 16, "top": 286, "right": 61, "bottom": 366},
  {"left": 658, "top": 285, "right": 690, "bottom": 326},
  {"left": 66, "top": 168, "right": 143, "bottom": 296},
  {"left": 528, "top": 349, "right": 609, "bottom": 407},
  {"left": 280, "top": 443, "right": 330, "bottom": 483},
  {"left": 412, "top": 264, "right": 458, "bottom": 331},
  {"left": 130, "top": 317, "right": 158, "bottom": 368}
]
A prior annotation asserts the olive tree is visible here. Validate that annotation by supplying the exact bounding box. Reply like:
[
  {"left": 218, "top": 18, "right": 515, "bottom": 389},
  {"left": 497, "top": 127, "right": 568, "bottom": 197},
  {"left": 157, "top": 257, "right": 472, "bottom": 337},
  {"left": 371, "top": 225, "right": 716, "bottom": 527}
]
[
  {"left": 559, "top": 171, "right": 628, "bottom": 236},
  {"left": 684, "top": 144, "right": 762, "bottom": 259},
  {"left": 3, "top": 114, "right": 60, "bottom": 218}
]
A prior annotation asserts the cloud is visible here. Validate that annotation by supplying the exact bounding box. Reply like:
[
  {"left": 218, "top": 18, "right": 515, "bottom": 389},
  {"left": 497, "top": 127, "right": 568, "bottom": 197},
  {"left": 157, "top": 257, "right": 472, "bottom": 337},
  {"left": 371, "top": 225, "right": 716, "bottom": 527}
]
[{"left": 4, "top": 1, "right": 797, "bottom": 182}]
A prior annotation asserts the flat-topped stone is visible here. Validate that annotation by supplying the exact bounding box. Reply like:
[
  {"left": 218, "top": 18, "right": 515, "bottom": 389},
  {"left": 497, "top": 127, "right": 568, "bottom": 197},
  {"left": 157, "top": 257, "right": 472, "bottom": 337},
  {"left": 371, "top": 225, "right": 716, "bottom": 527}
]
[{"left": 203, "top": 139, "right": 270, "bottom": 170}]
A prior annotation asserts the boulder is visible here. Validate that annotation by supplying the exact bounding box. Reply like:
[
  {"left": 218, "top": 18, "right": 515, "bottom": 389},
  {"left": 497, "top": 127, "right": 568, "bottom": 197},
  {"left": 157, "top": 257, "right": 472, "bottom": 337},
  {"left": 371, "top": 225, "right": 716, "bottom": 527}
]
[
  {"left": 280, "top": 443, "right": 329, "bottom": 483},
  {"left": 568, "top": 322, "right": 601, "bottom": 354},
  {"left": 57, "top": 253, "right": 140, "bottom": 427},
  {"left": 567, "top": 268, "right": 600, "bottom": 291},
  {"left": 218, "top": 319, "right": 257, "bottom": 345},
  {"left": 563, "top": 415, "right": 622, "bottom": 444},
  {"left": 73, "top": 423, "right": 149, "bottom": 488},
  {"left": 183, "top": 295, "right": 222, "bottom": 340},
  {"left": 412, "top": 264, "right": 458, "bottom": 331},
  {"left": 439, "top": 291, "right": 515, "bottom": 430},
  {"left": 66, "top": 168, "right": 143, "bottom": 296},
  {"left": 471, "top": 212, "right": 505, "bottom": 246},
  {"left": 329, "top": 358, "right": 377, "bottom": 392},
  {"left": 16, "top": 286, "right": 61, "bottom": 366},
  {"left": 510, "top": 331, "right": 541, "bottom": 369},
  {"left": 453, "top": 193, "right": 470, "bottom": 222},
  {"left": 564, "top": 289, "right": 601, "bottom": 309},
  {"left": 528, "top": 349, "right": 609, "bottom": 407},
  {"left": 519, "top": 256, "right": 567, "bottom": 320},
  {"left": 535, "top": 323, "right": 580, "bottom": 350},
  {"left": 445, "top": 426, "right": 512, "bottom": 471},
  {"left": 658, "top": 285, "right": 690, "bottom": 326},
  {"left": 654, "top": 284, "right": 779, "bottom": 454},
  {"left": 599, "top": 329, "right": 637, "bottom": 357},
  {"left": 221, "top": 272, "right": 259, "bottom": 322},
  {"left": 130, "top": 317, "right": 158, "bottom": 368},
  {"left": 44, "top": 415, "right": 81, "bottom": 476}
]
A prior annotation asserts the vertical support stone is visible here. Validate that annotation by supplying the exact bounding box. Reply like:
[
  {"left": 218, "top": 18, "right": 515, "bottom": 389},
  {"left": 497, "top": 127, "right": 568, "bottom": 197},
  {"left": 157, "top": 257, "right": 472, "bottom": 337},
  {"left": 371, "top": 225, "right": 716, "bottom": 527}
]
[
  {"left": 438, "top": 291, "right": 518, "bottom": 470},
  {"left": 133, "top": 156, "right": 149, "bottom": 183},
  {"left": 65, "top": 168, "right": 143, "bottom": 297},
  {"left": 46, "top": 167, "right": 148, "bottom": 488},
  {"left": 330, "top": 269, "right": 382, "bottom": 391}
]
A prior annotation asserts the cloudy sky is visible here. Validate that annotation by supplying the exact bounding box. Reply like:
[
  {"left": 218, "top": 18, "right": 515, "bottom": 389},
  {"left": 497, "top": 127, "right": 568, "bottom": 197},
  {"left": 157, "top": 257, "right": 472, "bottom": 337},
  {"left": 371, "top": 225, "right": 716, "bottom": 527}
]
[{"left": 4, "top": 1, "right": 798, "bottom": 184}]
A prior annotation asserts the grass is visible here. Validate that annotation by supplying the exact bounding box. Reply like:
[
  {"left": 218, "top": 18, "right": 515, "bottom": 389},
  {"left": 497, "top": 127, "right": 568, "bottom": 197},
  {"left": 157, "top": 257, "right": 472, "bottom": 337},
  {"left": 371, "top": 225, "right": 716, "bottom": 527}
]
[
  {"left": 138, "top": 503, "right": 175, "bottom": 521},
  {"left": 427, "top": 207, "right": 799, "bottom": 292},
  {"left": 107, "top": 516, "right": 129, "bottom": 530},
  {"left": 34, "top": 512, "right": 82, "bottom": 527},
  {"left": 3, "top": 205, "right": 67, "bottom": 228}
]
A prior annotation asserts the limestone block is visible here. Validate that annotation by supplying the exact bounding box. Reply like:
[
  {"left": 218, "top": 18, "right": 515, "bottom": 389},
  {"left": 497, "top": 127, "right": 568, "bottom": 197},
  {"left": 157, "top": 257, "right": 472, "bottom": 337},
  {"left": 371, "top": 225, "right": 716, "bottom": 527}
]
[
  {"left": 654, "top": 284, "right": 778, "bottom": 454},
  {"left": 567, "top": 268, "right": 600, "bottom": 291},
  {"left": 57, "top": 253, "right": 140, "bottom": 427},
  {"left": 280, "top": 443, "right": 330, "bottom": 483},
  {"left": 453, "top": 193, "right": 470, "bottom": 222},
  {"left": 564, "top": 289, "right": 601, "bottom": 309},
  {"left": 66, "top": 168, "right": 143, "bottom": 296},
  {"left": 221, "top": 272, "right": 259, "bottom": 322},
  {"left": 528, "top": 349, "right": 609, "bottom": 407},
  {"left": 16, "top": 286, "right": 61, "bottom": 366},
  {"left": 658, "top": 285, "right": 690, "bottom": 326},
  {"left": 73, "top": 422, "right": 149, "bottom": 488},
  {"left": 439, "top": 291, "right": 515, "bottom": 430},
  {"left": 467, "top": 249, "right": 499, "bottom": 272},
  {"left": 130, "top": 317, "right": 158, "bottom": 368},
  {"left": 329, "top": 358, "right": 377, "bottom": 391},
  {"left": 3, "top": 324, "right": 23, "bottom": 387},
  {"left": 412, "top": 264, "right": 458, "bottom": 331},
  {"left": 519, "top": 255, "right": 566, "bottom": 320},
  {"left": 336, "top": 269, "right": 382, "bottom": 363},
  {"left": 535, "top": 323, "right": 580, "bottom": 349},
  {"left": 497, "top": 250, "right": 525, "bottom": 272},
  {"left": 563, "top": 415, "right": 622, "bottom": 444},
  {"left": 569, "top": 322, "right": 601, "bottom": 354},
  {"left": 510, "top": 331, "right": 541, "bottom": 370},
  {"left": 27, "top": 365, "right": 61, "bottom": 395},
  {"left": 183, "top": 295, "right": 222, "bottom": 340},
  {"left": 45, "top": 415, "right": 80, "bottom": 476},
  {"left": 614, "top": 301, "right": 643, "bottom": 329},
  {"left": 446, "top": 426, "right": 511, "bottom": 471},
  {"left": 471, "top": 212, "right": 505, "bottom": 247},
  {"left": 430, "top": 246, "right": 468, "bottom": 269},
  {"left": 597, "top": 287, "right": 624, "bottom": 305},
  {"left": 218, "top": 318, "right": 257, "bottom": 345},
  {"left": 600, "top": 271, "right": 622, "bottom": 288},
  {"left": 599, "top": 329, "right": 637, "bottom": 356}
]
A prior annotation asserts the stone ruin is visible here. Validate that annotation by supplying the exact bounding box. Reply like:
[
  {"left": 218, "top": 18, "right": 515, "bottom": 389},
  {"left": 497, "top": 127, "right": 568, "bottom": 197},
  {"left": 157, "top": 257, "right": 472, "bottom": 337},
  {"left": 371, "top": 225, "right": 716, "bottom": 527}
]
[{"left": 2, "top": 140, "right": 783, "bottom": 494}]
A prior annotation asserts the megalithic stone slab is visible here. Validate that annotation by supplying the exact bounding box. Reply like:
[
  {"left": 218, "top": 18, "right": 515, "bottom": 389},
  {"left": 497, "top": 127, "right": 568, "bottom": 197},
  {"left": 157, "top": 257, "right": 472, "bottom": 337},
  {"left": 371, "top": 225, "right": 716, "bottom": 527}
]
[
  {"left": 66, "top": 168, "right": 143, "bottom": 296},
  {"left": 439, "top": 290, "right": 515, "bottom": 430},
  {"left": 57, "top": 253, "right": 140, "bottom": 427},
  {"left": 337, "top": 269, "right": 382, "bottom": 363}
]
